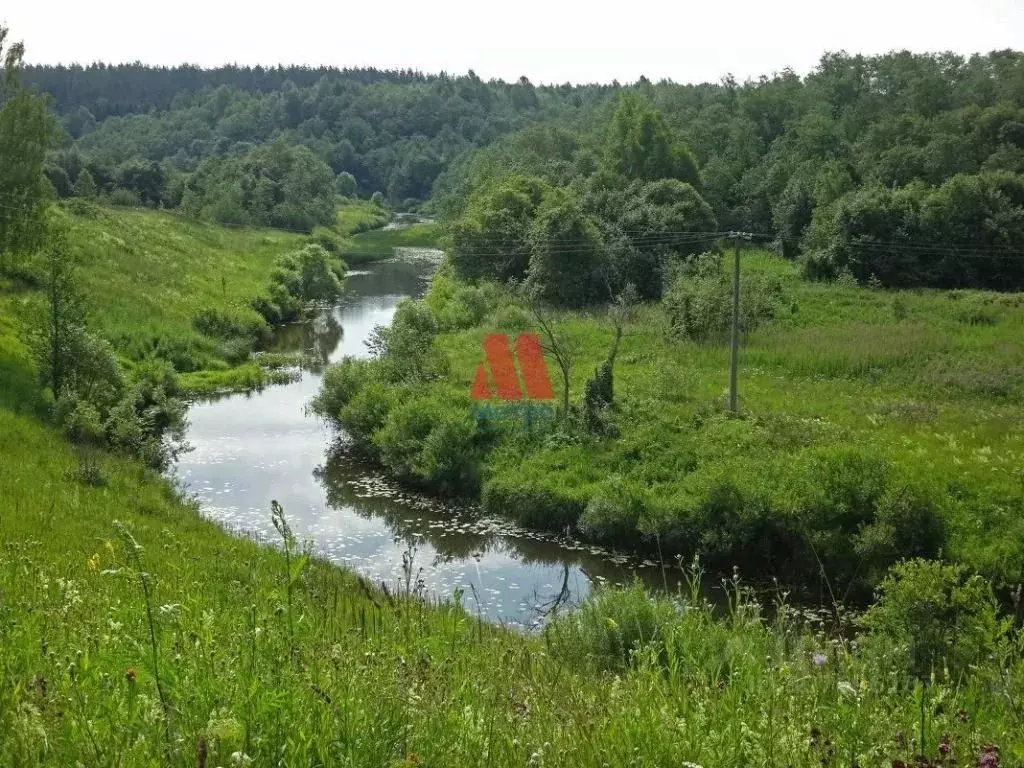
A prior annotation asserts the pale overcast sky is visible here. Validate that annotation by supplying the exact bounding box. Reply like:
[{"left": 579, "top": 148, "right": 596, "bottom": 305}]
[{"left": 5, "top": 0, "right": 1024, "bottom": 84}]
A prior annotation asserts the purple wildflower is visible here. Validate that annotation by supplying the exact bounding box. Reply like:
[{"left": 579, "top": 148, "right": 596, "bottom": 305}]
[{"left": 978, "top": 745, "right": 1000, "bottom": 768}]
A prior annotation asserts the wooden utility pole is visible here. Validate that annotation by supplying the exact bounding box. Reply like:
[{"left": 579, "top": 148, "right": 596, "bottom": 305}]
[{"left": 728, "top": 239, "right": 741, "bottom": 412}]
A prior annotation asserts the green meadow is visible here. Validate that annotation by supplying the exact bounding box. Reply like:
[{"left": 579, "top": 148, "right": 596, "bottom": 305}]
[
  {"left": 2, "top": 213, "right": 1024, "bottom": 765},
  {"left": 318, "top": 250, "right": 1024, "bottom": 595},
  {"left": 20, "top": 199, "right": 394, "bottom": 394},
  {"left": 1, "top": 386, "right": 1023, "bottom": 765}
]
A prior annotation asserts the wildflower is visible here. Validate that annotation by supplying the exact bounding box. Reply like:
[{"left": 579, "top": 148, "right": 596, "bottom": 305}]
[
  {"left": 87, "top": 553, "right": 100, "bottom": 571},
  {"left": 978, "top": 745, "right": 1000, "bottom": 768},
  {"left": 812, "top": 652, "right": 827, "bottom": 666},
  {"left": 230, "top": 752, "right": 253, "bottom": 767},
  {"left": 939, "top": 734, "right": 951, "bottom": 757},
  {"left": 126, "top": 667, "right": 136, "bottom": 684},
  {"left": 957, "top": 709, "right": 968, "bottom": 723}
]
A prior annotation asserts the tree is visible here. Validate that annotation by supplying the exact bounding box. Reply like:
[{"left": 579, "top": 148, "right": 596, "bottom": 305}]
[
  {"left": 448, "top": 175, "right": 552, "bottom": 282},
  {"left": 370, "top": 190, "right": 385, "bottom": 207},
  {"left": 28, "top": 223, "right": 86, "bottom": 397},
  {"left": 335, "top": 171, "right": 357, "bottom": 197},
  {"left": 595, "top": 178, "right": 719, "bottom": 298},
  {"left": 73, "top": 168, "right": 98, "bottom": 199},
  {"left": 523, "top": 288, "right": 577, "bottom": 419},
  {"left": 605, "top": 94, "right": 700, "bottom": 186},
  {"left": 272, "top": 244, "right": 347, "bottom": 305},
  {"left": 0, "top": 26, "right": 54, "bottom": 272},
  {"left": 117, "top": 158, "right": 165, "bottom": 207},
  {"left": 526, "top": 190, "right": 606, "bottom": 307}
]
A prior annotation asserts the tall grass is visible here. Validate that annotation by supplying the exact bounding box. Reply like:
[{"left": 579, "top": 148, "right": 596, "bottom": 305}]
[
  {"left": 390, "top": 250, "right": 1024, "bottom": 589},
  {"left": 2, "top": 295, "right": 1023, "bottom": 764}
]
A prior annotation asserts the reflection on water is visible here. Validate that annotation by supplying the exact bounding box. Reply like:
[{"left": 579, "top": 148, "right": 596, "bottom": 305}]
[{"left": 176, "top": 250, "right": 677, "bottom": 629}]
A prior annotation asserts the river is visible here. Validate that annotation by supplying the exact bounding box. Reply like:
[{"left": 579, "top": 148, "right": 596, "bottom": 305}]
[{"left": 175, "top": 246, "right": 674, "bottom": 629}]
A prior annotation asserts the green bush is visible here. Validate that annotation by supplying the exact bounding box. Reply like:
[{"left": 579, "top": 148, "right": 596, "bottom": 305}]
[
  {"left": 271, "top": 244, "right": 347, "bottom": 305},
  {"left": 338, "top": 381, "right": 399, "bottom": 448},
  {"left": 579, "top": 478, "right": 646, "bottom": 546},
  {"left": 311, "top": 357, "right": 372, "bottom": 423},
  {"left": 192, "top": 306, "right": 269, "bottom": 343},
  {"left": 662, "top": 253, "right": 782, "bottom": 342},
  {"left": 309, "top": 226, "right": 345, "bottom": 255},
  {"left": 488, "top": 303, "right": 534, "bottom": 332},
  {"left": 424, "top": 270, "right": 498, "bottom": 330},
  {"left": 371, "top": 391, "right": 481, "bottom": 494},
  {"left": 862, "top": 559, "right": 1002, "bottom": 680},
  {"left": 482, "top": 475, "right": 586, "bottom": 531},
  {"left": 366, "top": 300, "right": 448, "bottom": 383},
  {"left": 106, "top": 187, "right": 141, "bottom": 207}
]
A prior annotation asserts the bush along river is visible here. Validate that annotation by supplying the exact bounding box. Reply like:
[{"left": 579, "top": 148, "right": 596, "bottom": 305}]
[{"left": 175, "top": 246, "right": 678, "bottom": 629}]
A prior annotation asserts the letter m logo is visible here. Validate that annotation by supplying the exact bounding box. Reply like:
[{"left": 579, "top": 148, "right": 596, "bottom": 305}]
[{"left": 470, "top": 333, "right": 554, "bottom": 401}]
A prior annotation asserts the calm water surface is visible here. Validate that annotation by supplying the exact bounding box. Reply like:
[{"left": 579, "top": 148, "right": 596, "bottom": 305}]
[{"left": 175, "top": 249, "right": 673, "bottom": 628}]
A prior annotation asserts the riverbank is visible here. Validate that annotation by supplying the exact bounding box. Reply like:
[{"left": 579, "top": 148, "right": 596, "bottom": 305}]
[
  {"left": 2, "top": 393, "right": 1024, "bottom": 764},
  {"left": 3, "top": 233, "right": 1024, "bottom": 766},
  {"left": 49, "top": 199, "right": 408, "bottom": 395},
  {"left": 313, "top": 252, "right": 1024, "bottom": 599}
]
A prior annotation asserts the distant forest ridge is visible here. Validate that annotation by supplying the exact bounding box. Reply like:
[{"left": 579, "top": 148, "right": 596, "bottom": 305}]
[
  {"left": 22, "top": 63, "right": 620, "bottom": 118},
  {"left": 23, "top": 51, "right": 1024, "bottom": 288}
]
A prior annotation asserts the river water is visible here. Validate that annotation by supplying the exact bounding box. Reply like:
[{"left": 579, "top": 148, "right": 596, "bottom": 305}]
[{"left": 175, "top": 248, "right": 672, "bottom": 629}]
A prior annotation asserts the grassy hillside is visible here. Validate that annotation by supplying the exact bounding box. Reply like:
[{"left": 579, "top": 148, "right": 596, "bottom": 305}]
[{"left": 43, "top": 199, "right": 394, "bottom": 393}]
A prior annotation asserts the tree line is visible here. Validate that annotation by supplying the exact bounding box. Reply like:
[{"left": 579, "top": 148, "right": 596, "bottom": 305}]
[{"left": 14, "top": 38, "right": 1024, "bottom": 287}]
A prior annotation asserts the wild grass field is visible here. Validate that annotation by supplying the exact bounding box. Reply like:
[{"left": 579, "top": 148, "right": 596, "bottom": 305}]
[
  {"left": 1, "top": 377, "right": 1023, "bottom": 765},
  {"left": 479, "top": 253, "right": 1024, "bottom": 584},
  {"left": 3, "top": 214, "right": 1024, "bottom": 765},
  {"left": 7, "top": 199, "right": 395, "bottom": 394},
  {"left": 317, "top": 249, "right": 1024, "bottom": 596},
  {"left": 341, "top": 221, "right": 443, "bottom": 264}
]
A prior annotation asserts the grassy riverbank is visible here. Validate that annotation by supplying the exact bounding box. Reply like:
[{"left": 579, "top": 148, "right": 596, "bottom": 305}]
[
  {"left": 2, "top": 386, "right": 1024, "bottom": 764},
  {"left": 314, "top": 251, "right": 1024, "bottom": 596},
  {"left": 26, "top": 199, "right": 400, "bottom": 395},
  {"left": 3, "top": 227, "right": 1024, "bottom": 765}
]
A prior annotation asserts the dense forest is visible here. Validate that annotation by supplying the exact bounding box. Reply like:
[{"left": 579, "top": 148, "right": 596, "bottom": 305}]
[{"left": 23, "top": 51, "right": 1024, "bottom": 288}]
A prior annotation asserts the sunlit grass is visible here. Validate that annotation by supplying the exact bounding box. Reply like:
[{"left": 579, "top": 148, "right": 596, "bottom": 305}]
[{"left": 430, "top": 250, "right": 1024, "bottom": 585}]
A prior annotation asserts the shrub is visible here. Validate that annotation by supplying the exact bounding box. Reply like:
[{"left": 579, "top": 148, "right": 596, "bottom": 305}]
[
  {"left": 366, "top": 300, "right": 448, "bottom": 383},
  {"left": 311, "top": 357, "right": 373, "bottom": 424},
  {"left": 482, "top": 475, "right": 586, "bottom": 531},
  {"left": 272, "top": 244, "right": 347, "bottom": 306},
  {"left": 55, "top": 396, "right": 106, "bottom": 447},
  {"left": 488, "top": 303, "right": 534, "bottom": 333},
  {"left": 309, "top": 226, "right": 345, "bottom": 255},
  {"left": 579, "top": 477, "right": 646, "bottom": 546},
  {"left": 106, "top": 187, "right": 141, "bottom": 207},
  {"left": 862, "top": 559, "right": 1002, "bottom": 680},
  {"left": 192, "top": 306, "right": 269, "bottom": 343},
  {"left": 338, "top": 381, "right": 399, "bottom": 448},
  {"left": 662, "top": 253, "right": 782, "bottom": 342},
  {"left": 424, "top": 271, "right": 497, "bottom": 330},
  {"left": 371, "top": 391, "right": 481, "bottom": 494}
]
